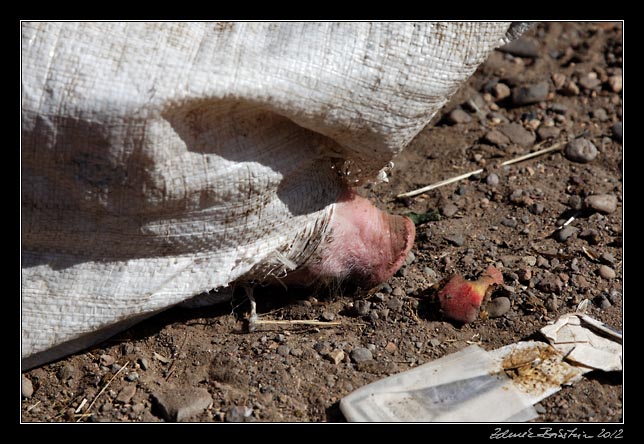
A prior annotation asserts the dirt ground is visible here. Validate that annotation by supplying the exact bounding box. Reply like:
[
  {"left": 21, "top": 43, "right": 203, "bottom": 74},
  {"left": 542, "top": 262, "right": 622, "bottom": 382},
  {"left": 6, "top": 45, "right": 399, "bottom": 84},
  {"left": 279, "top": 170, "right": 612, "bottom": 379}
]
[{"left": 21, "top": 22, "right": 623, "bottom": 423}]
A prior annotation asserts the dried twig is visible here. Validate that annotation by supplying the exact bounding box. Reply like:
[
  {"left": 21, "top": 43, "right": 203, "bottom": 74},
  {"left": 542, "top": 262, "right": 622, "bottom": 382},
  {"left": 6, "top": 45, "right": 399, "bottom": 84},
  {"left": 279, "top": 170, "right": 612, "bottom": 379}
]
[
  {"left": 77, "top": 361, "right": 129, "bottom": 422},
  {"left": 397, "top": 141, "right": 566, "bottom": 198},
  {"left": 253, "top": 319, "right": 341, "bottom": 327}
]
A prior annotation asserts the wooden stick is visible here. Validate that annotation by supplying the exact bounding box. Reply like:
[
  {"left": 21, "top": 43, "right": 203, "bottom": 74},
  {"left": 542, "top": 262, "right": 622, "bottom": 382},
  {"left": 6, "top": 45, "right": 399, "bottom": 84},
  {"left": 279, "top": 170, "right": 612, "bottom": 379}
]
[
  {"left": 77, "top": 361, "right": 129, "bottom": 422},
  {"left": 254, "top": 319, "right": 341, "bottom": 327},
  {"left": 397, "top": 142, "right": 565, "bottom": 198}
]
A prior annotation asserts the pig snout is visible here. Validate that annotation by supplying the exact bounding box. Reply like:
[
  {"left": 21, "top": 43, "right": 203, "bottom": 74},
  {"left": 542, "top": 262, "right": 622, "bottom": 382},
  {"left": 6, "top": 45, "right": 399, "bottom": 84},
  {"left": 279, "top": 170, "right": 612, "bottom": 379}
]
[{"left": 293, "top": 191, "right": 415, "bottom": 288}]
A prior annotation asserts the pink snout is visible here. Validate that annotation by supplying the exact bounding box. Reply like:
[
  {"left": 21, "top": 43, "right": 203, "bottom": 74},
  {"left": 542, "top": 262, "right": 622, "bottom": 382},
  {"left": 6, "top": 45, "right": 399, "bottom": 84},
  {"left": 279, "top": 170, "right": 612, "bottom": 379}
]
[{"left": 299, "top": 191, "right": 415, "bottom": 288}]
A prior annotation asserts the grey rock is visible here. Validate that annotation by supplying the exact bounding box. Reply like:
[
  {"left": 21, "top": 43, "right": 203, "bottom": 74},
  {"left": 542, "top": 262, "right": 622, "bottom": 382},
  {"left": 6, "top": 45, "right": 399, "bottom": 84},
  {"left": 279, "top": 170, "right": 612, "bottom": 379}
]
[
  {"left": 100, "top": 354, "right": 115, "bottom": 366},
  {"left": 578, "top": 74, "right": 601, "bottom": 90},
  {"left": 501, "top": 217, "right": 518, "bottom": 228},
  {"left": 22, "top": 374, "right": 34, "bottom": 398},
  {"left": 564, "top": 138, "right": 598, "bottom": 163},
  {"left": 152, "top": 388, "right": 213, "bottom": 422},
  {"left": 57, "top": 364, "right": 75, "bottom": 381},
  {"left": 498, "top": 37, "right": 539, "bottom": 58},
  {"left": 275, "top": 333, "right": 287, "bottom": 343},
  {"left": 598, "top": 265, "right": 616, "bottom": 280},
  {"left": 567, "top": 195, "right": 584, "bottom": 211},
  {"left": 379, "top": 283, "right": 392, "bottom": 294},
  {"left": 580, "top": 228, "right": 601, "bottom": 244},
  {"left": 545, "top": 295, "right": 559, "bottom": 312},
  {"left": 585, "top": 194, "right": 617, "bottom": 214},
  {"left": 549, "top": 103, "right": 568, "bottom": 114},
  {"left": 367, "top": 343, "right": 377, "bottom": 352},
  {"left": 372, "top": 292, "right": 385, "bottom": 302},
  {"left": 429, "top": 338, "right": 441, "bottom": 347},
  {"left": 484, "top": 129, "right": 511, "bottom": 147},
  {"left": 392, "top": 286, "right": 405, "bottom": 297},
  {"left": 612, "top": 122, "right": 622, "bottom": 142},
  {"left": 138, "top": 358, "right": 149, "bottom": 371},
  {"left": 535, "top": 403, "right": 547, "bottom": 414},
  {"left": 440, "top": 203, "right": 459, "bottom": 217},
  {"left": 511, "top": 82, "right": 549, "bottom": 106},
  {"left": 599, "top": 252, "right": 616, "bottom": 265},
  {"left": 537, "top": 273, "right": 563, "bottom": 294},
  {"left": 499, "top": 123, "right": 536, "bottom": 146},
  {"left": 595, "top": 295, "right": 612, "bottom": 310},
  {"left": 325, "top": 349, "right": 345, "bottom": 365},
  {"left": 314, "top": 341, "right": 332, "bottom": 356},
  {"left": 350, "top": 347, "right": 373, "bottom": 364},
  {"left": 290, "top": 348, "right": 303, "bottom": 357},
  {"left": 492, "top": 83, "right": 511, "bottom": 100},
  {"left": 447, "top": 108, "right": 472, "bottom": 124},
  {"left": 486, "top": 173, "right": 499, "bottom": 187},
  {"left": 556, "top": 225, "right": 578, "bottom": 242},
  {"left": 354, "top": 300, "right": 371, "bottom": 316},
  {"left": 537, "top": 126, "right": 561, "bottom": 141},
  {"left": 386, "top": 298, "right": 404, "bottom": 312},
  {"left": 423, "top": 267, "right": 438, "bottom": 280},
  {"left": 320, "top": 311, "right": 335, "bottom": 322},
  {"left": 126, "top": 371, "right": 139, "bottom": 382},
  {"left": 487, "top": 297, "right": 511, "bottom": 318},
  {"left": 592, "top": 108, "right": 609, "bottom": 121},
  {"left": 116, "top": 385, "right": 137, "bottom": 404},
  {"left": 277, "top": 345, "right": 290, "bottom": 357},
  {"left": 609, "top": 291, "right": 622, "bottom": 305},
  {"left": 444, "top": 233, "right": 465, "bottom": 246},
  {"left": 225, "top": 405, "right": 252, "bottom": 423},
  {"left": 529, "top": 203, "right": 545, "bottom": 215}
]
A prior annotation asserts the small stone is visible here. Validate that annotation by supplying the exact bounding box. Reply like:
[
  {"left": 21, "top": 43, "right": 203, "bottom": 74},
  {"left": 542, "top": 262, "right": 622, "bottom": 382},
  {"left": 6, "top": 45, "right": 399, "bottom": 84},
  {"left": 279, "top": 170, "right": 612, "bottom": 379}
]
[
  {"left": 152, "top": 388, "right": 213, "bottom": 422},
  {"left": 225, "top": 405, "right": 251, "bottom": 423},
  {"left": 563, "top": 81, "right": 580, "bottom": 96},
  {"left": 598, "top": 265, "right": 616, "bottom": 280},
  {"left": 498, "top": 123, "right": 536, "bottom": 146},
  {"left": 325, "top": 350, "right": 345, "bottom": 365},
  {"left": 367, "top": 343, "right": 377, "bottom": 352},
  {"left": 585, "top": 194, "right": 617, "bottom": 214},
  {"left": 595, "top": 295, "right": 612, "bottom": 310},
  {"left": 545, "top": 295, "right": 559, "bottom": 312},
  {"left": 275, "top": 333, "right": 287, "bottom": 343},
  {"left": 350, "top": 347, "right": 373, "bottom": 364},
  {"left": 599, "top": 252, "right": 616, "bottom": 265},
  {"left": 492, "top": 83, "right": 511, "bottom": 100},
  {"left": 486, "top": 173, "right": 499, "bottom": 187},
  {"left": 440, "top": 203, "right": 459, "bottom": 217},
  {"left": 385, "top": 342, "right": 397, "bottom": 353},
  {"left": 100, "top": 354, "right": 115, "bottom": 367},
  {"left": 120, "top": 343, "right": 135, "bottom": 356},
  {"left": 578, "top": 74, "right": 601, "bottom": 90},
  {"left": 609, "top": 291, "right": 622, "bottom": 305},
  {"left": 447, "top": 108, "right": 472, "bottom": 124},
  {"left": 549, "top": 103, "right": 568, "bottom": 114},
  {"left": 498, "top": 37, "right": 539, "bottom": 58},
  {"left": 444, "top": 233, "right": 465, "bottom": 247},
  {"left": 564, "top": 138, "right": 598, "bottom": 163},
  {"left": 501, "top": 217, "right": 518, "bottom": 228},
  {"left": 529, "top": 203, "right": 545, "bottom": 215},
  {"left": 372, "top": 293, "right": 385, "bottom": 302},
  {"left": 57, "top": 364, "right": 75, "bottom": 381},
  {"left": 22, "top": 375, "right": 34, "bottom": 398},
  {"left": 126, "top": 371, "right": 139, "bottom": 382},
  {"left": 556, "top": 226, "right": 578, "bottom": 242},
  {"left": 290, "top": 348, "right": 303, "bottom": 357},
  {"left": 487, "top": 297, "right": 511, "bottom": 318},
  {"left": 314, "top": 341, "right": 332, "bottom": 356},
  {"left": 380, "top": 283, "right": 393, "bottom": 294},
  {"left": 423, "top": 267, "right": 438, "bottom": 280},
  {"left": 592, "top": 108, "right": 609, "bottom": 121},
  {"left": 537, "top": 272, "right": 563, "bottom": 294},
  {"left": 607, "top": 75, "right": 622, "bottom": 93},
  {"left": 579, "top": 228, "right": 601, "bottom": 244},
  {"left": 320, "top": 311, "right": 335, "bottom": 322},
  {"left": 551, "top": 73, "right": 566, "bottom": 89},
  {"left": 511, "top": 82, "right": 549, "bottom": 106},
  {"left": 537, "top": 256, "right": 549, "bottom": 268},
  {"left": 116, "top": 385, "right": 137, "bottom": 404},
  {"left": 522, "top": 256, "right": 537, "bottom": 266},
  {"left": 277, "top": 345, "right": 290, "bottom": 357},
  {"left": 537, "top": 126, "right": 561, "bottom": 141},
  {"left": 429, "top": 338, "right": 441, "bottom": 347},
  {"left": 386, "top": 298, "right": 404, "bottom": 312},
  {"left": 483, "top": 129, "right": 511, "bottom": 147},
  {"left": 567, "top": 195, "right": 584, "bottom": 211},
  {"left": 612, "top": 122, "right": 622, "bottom": 142},
  {"left": 138, "top": 358, "right": 149, "bottom": 371},
  {"left": 517, "top": 267, "right": 532, "bottom": 283},
  {"left": 354, "top": 300, "right": 371, "bottom": 316}
]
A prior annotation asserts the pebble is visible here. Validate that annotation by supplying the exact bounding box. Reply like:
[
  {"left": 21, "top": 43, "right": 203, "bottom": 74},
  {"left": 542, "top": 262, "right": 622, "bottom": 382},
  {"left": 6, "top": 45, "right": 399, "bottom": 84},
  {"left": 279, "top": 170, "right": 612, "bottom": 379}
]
[
  {"left": 567, "top": 195, "right": 584, "bottom": 211},
  {"left": 138, "top": 357, "right": 149, "bottom": 371},
  {"left": 499, "top": 123, "right": 536, "bottom": 146},
  {"left": 277, "top": 345, "right": 290, "bottom": 357},
  {"left": 100, "top": 354, "right": 115, "bottom": 367},
  {"left": 598, "top": 265, "right": 616, "bottom": 280},
  {"left": 57, "top": 364, "right": 75, "bottom": 381},
  {"left": 290, "top": 348, "right": 303, "bottom": 357},
  {"left": 499, "top": 37, "right": 539, "bottom": 58},
  {"left": 585, "top": 194, "right": 617, "bottom": 214},
  {"left": 609, "top": 290, "right": 622, "bottom": 305},
  {"left": 386, "top": 298, "right": 404, "bottom": 312},
  {"left": 225, "top": 405, "right": 252, "bottom": 423},
  {"left": 564, "top": 138, "right": 598, "bottom": 163},
  {"left": 429, "top": 338, "right": 441, "bottom": 347},
  {"left": 120, "top": 343, "right": 135, "bottom": 356},
  {"left": 537, "top": 273, "right": 563, "bottom": 294},
  {"left": 607, "top": 75, "right": 622, "bottom": 93},
  {"left": 126, "top": 371, "right": 139, "bottom": 382},
  {"left": 551, "top": 73, "right": 566, "bottom": 89},
  {"left": 486, "top": 173, "right": 499, "bottom": 187},
  {"left": 354, "top": 300, "right": 371, "bottom": 316},
  {"left": 563, "top": 81, "right": 580, "bottom": 96},
  {"left": 444, "top": 233, "right": 465, "bottom": 246},
  {"left": 578, "top": 73, "right": 601, "bottom": 90},
  {"left": 492, "top": 83, "right": 511, "bottom": 100},
  {"left": 440, "top": 203, "right": 459, "bottom": 217},
  {"left": 545, "top": 295, "right": 559, "bottom": 312},
  {"left": 592, "top": 108, "right": 609, "bottom": 121},
  {"left": 314, "top": 341, "right": 332, "bottom": 356},
  {"left": 612, "top": 122, "right": 622, "bottom": 142},
  {"left": 350, "top": 347, "right": 373, "bottom": 364},
  {"left": 116, "top": 385, "right": 137, "bottom": 404},
  {"left": 320, "top": 311, "right": 335, "bottom": 322},
  {"left": 536, "top": 256, "right": 549, "bottom": 268},
  {"left": 380, "top": 283, "right": 392, "bottom": 294},
  {"left": 483, "top": 129, "right": 510, "bottom": 147},
  {"left": 423, "top": 267, "right": 438, "bottom": 281},
  {"left": 535, "top": 403, "right": 547, "bottom": 414},
  {"left": 579, "top": 228, "right": 601, "bottom": 244},
  {"left": 599, "top": 252, "right": 616, "bottom": 265},
  {"left": 325, "top": 350, "right": 345, "bottom": 365},
  {"left": 511, "top": 82, "right": 549, "bottom": 106},
  {"left": 385, "top": 342, "right": 397, "bottom": 353},
  {"left": 392, "top": 286, "right": 405, "bottom": 297},
  {"left": 152, "top": 388, "right": 213, "bottom": 422},
  {"left": 556, "top": 225, "right": 578, "bottom": 242},
  {"left": 595, "top": 295, "right": 612, "bottom": 310},
  {"left": 501, "top": 217, "right": 518, "bottom": 228},
  {"left": 487, "top": 297, "right": 511, "bottom": 317},
  {"left": 22, "top": 374, "right": 34, "bottom": 398},
  {"left": 537, "top": 126, "right": 560, "bottom": 141},
  {"left": 529, "top": 203, "right": 545, "bottom": 215},
  {"left": 447, "top": 108, "right": 472, "bottom": 124}
]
